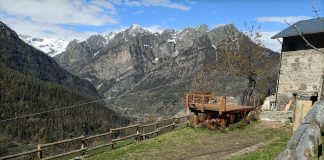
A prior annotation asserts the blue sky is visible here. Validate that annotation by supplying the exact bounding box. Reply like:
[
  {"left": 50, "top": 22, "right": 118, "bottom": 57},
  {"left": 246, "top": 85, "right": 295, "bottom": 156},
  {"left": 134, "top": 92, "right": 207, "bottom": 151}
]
[
  {"left": 68, "top": 0, "right": 320, "bottom": 33},
  {"left": 0, "top": 0, "right": 323, "bottom": 51}
]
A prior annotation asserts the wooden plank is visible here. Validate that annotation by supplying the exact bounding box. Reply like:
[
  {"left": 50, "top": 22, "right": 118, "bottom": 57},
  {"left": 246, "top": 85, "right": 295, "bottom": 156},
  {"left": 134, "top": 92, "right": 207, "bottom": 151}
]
[
  {"left": 41, "top": 148, "right": 87, "bottom": 160},
  {"left": 158, "top": 117, "right": 173, "bottom": 122},
  {"left": 185, "top": 94, "right": 189, "bottom": 112},
  {"left": 86, "top": 143, "right": 114, "bottom": 151},
  {"left": 83, "top": 132, "right": 112, "bottom": 140},
  {"left": 284, "top": 100, "right": 292, "bottom": 112},
  {"left": 158, "top": 123, "right": 175, "bottom": 130},
  {"left": 112, "top": 124, "right": 139, "bottom": 131},
  {"left": 0, "top": 149, "right": 42, "bottom": 160},
  {"left": 40, "top": 136, "right": 85, "bottom": 148},
  {"left": 139, "top": 122, "right": 158, "bottom": 128},
  {"left": 112, "top": 133, "right": 139, "bottom": 142},
  {"left": 201, "top": 95, "right": 205, "bottom": 112},
  {"left": 220, "top": 96, "right": 226, "bottom": 115},
  {"left": 141, "top": 130, "right": 159, "bottom": 137}
]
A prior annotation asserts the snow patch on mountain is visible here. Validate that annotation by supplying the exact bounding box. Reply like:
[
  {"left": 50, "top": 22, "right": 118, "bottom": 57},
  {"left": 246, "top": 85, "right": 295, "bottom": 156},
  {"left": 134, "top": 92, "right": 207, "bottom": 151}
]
[
  {"left": 167, "top": 39, "right": 176, "bottom": 44},
  {"left": 19, "top": 34, "right": 68, "bottom": 57},
  {"left": 103, "top": 32, "right": 116, "bottom": 44}
]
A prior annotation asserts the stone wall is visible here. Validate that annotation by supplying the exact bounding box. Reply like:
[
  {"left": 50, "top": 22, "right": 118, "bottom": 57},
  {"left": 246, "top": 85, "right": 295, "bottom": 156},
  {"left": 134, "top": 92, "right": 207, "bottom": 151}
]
[
  {"left": 259, "top": 111, "right": 293, "bottom": 122},
  {"left": 277, "top": 49, "right": 324, "bottom": 99}
]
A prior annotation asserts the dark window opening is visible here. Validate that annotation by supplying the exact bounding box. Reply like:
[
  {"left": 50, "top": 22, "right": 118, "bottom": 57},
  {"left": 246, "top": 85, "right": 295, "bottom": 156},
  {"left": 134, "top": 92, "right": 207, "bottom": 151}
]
[{"left": 288, "top": 42, "right": 297, "bottom": 51}]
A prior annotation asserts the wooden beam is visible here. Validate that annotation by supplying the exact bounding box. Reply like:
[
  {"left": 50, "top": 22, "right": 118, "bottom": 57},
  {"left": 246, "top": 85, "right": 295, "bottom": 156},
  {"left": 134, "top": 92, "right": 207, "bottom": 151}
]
[
  {"left": 220, "top": 96, "right": 226, "bottom": 115},
  {"left": 112, "top": 133, "right": 140, "bottom": 143},
  {"left": 141, "top": 130, "right": 159, "bottom": 137},
  {"left": 83, "top": 132, "right": 113, "bottom": 141},
  {"left": 158, "top": 123, "right": 175, "bottom": 130},
  {"left": 193, "top": 112, "right": 199, "bottom": 126},
  {"left": 41, "top": 148, "right": 87, "bottom": 160},
  {"left": 111, "top": 124, "right": 140, "bottom": 131},
  {"left": 39, "top": 136, "right": 85, "bottom": 148},
  {"left": 0, "top": 149, "right": 42, "bottom": 160},
  {"left": 185, "top": 94, "right": 189, "bottom": 114},
  {"left": 139, "top": 122, "right": 158, "bottom": 128}
]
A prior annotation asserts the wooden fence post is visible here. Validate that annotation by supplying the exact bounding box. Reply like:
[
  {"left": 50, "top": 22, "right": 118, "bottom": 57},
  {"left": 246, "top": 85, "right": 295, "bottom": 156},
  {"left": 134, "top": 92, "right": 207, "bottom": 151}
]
[
  {"left": 186, "top": 116, "right": 189, "bottom": 127},
  {"left": 110, "top": 129, "right": 115, "bottom": 149},
  {"left": 193, "top": 112, "right": 199, "bottom": 126},
  {"left": 81, "top": 135, "right": 85, "bottom": 156},
  {"left": 136, "top": 126, "right": 140, "bottom": 142},
  {"left": 220, "top": 96, "right": 226, "bottom": 115},
  {"left": 172, "top": 118, "right": 175, "bottom": 129},
  {"left": 253, "top": 96, "right": 256, "bottom": 108},
  {"left": 185, "top": 94, "right": 189, "bottom": 115},
  {"left": 156, "top": 121, "right": 159, "bottom": 135},
  {"left": 37, "top": 144, "right": 42, "bottom": 160}
]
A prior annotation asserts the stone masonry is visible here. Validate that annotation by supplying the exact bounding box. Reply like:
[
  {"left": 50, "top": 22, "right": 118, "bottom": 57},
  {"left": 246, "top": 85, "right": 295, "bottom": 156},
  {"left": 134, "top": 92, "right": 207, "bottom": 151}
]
[{"left": 277, "top": 49, "right": 324, "bottom": 99}]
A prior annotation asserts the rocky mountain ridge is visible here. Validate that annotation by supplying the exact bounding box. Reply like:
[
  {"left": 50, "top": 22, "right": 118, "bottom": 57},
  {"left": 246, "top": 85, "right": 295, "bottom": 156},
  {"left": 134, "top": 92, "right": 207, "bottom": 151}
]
[{"left": 55, "top": 23, "right": 278, "bottom": 120}]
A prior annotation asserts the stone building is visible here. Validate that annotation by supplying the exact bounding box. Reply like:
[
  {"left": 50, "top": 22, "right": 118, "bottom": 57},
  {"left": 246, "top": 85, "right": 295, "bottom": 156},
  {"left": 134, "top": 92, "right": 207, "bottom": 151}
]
[{"left": 272, "top": 18, "right": 324, "bottom": 102}]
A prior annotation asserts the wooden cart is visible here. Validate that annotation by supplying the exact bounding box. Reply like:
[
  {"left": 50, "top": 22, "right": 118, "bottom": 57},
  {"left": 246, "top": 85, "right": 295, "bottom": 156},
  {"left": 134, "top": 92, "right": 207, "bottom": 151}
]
[{"left": 185, "top": 92, "right": 256, "bottom": 127}]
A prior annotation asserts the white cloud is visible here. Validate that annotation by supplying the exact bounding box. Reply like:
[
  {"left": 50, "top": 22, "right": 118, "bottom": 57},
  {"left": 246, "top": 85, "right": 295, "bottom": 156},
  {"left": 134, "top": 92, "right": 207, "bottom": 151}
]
[
  {"left": 256, "top": 16, "right": 312, "bottom": 24},
  {"left": 0, "top": 0, "right": 118, "bottom": 40},
  {"left": 0, "top": 0, "right": 189, "bottom": 41},
  {"left": 260, "top": 31, "right": 282, "bottom": 52},
  {"left": 119, "top": 0, "right": 190, "bottom": 11},
  {"left": 0, "top": 0, "right": 118, "bottom": 26},
  {"left": 1, "top": 15, "right": 97, "bottom": 41}
]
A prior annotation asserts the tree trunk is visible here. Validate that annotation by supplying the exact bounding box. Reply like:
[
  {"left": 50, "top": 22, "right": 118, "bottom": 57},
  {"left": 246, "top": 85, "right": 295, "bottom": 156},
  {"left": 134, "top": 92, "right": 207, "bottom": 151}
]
[{"left": 242, "top": 72, "right": 257, "bottom": 105}]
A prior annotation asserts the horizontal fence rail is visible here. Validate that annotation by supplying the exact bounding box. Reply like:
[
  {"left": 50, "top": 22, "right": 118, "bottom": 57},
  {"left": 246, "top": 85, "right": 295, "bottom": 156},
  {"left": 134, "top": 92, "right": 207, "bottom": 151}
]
[
  {"left": 0, "top": 149, "right": 42, "bottom": 160},
  {"left": 0, "top": 115, "right": 190, "bottom": 160}
]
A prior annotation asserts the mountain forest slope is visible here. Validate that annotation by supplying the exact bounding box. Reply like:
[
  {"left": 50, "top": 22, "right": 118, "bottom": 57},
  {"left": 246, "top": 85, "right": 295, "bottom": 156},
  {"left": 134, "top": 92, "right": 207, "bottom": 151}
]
[{"left": 0, "top": 22, "right": 129, "bottom": 156}]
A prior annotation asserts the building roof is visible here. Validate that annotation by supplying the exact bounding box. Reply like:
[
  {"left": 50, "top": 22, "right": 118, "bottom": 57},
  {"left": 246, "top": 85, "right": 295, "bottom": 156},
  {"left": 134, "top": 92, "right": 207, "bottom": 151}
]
[{"left": 272, "top": 18, "right": 324, "bottom": 39}]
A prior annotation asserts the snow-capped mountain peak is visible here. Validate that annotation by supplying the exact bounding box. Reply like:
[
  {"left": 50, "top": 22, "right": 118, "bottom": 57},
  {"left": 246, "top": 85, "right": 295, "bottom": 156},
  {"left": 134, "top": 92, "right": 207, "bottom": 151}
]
[
  {"left": 18, "top": 34, "right": 69, "bottom": 57},
  {"left": 127, "top": 24, "right": 150, "bottom": 36}
]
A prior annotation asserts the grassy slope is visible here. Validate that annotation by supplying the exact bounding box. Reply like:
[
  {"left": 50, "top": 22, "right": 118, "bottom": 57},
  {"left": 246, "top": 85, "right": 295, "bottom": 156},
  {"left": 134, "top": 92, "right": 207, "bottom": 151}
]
[{"left": 87, "top": 121, "right": 292, "bottom": 160}]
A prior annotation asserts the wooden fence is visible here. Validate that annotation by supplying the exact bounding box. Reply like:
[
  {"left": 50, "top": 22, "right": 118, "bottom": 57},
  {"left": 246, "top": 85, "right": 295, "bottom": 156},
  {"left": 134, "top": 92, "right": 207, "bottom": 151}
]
[
  {"left": 0, "top": 115, "right": 190, "bottom": 160},
  {"left": 277, "top": 101, "right": 323, "bottom": 160}
]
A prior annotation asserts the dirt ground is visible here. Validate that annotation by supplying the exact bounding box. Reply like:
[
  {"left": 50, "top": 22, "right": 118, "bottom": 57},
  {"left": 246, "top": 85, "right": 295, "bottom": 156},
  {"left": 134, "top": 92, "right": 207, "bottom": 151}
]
[
  {"left": 88, "top": 121, "right": 292, "bottom": 160},
  {"left": 176, "top": 121, "right": 291, "bottom": 160}
]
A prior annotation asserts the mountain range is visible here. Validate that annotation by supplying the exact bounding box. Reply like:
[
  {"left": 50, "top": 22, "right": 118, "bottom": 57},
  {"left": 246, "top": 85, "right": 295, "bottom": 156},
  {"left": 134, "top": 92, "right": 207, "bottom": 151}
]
[{"left": 49, "top": 23, "right": 279, "bottom": 120}]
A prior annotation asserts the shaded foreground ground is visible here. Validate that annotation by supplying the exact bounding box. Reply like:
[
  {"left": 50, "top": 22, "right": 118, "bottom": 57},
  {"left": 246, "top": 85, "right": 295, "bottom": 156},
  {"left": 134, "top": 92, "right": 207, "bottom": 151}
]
[{"left": 87, "top": 121, "right": 292, "bottom": 160}]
